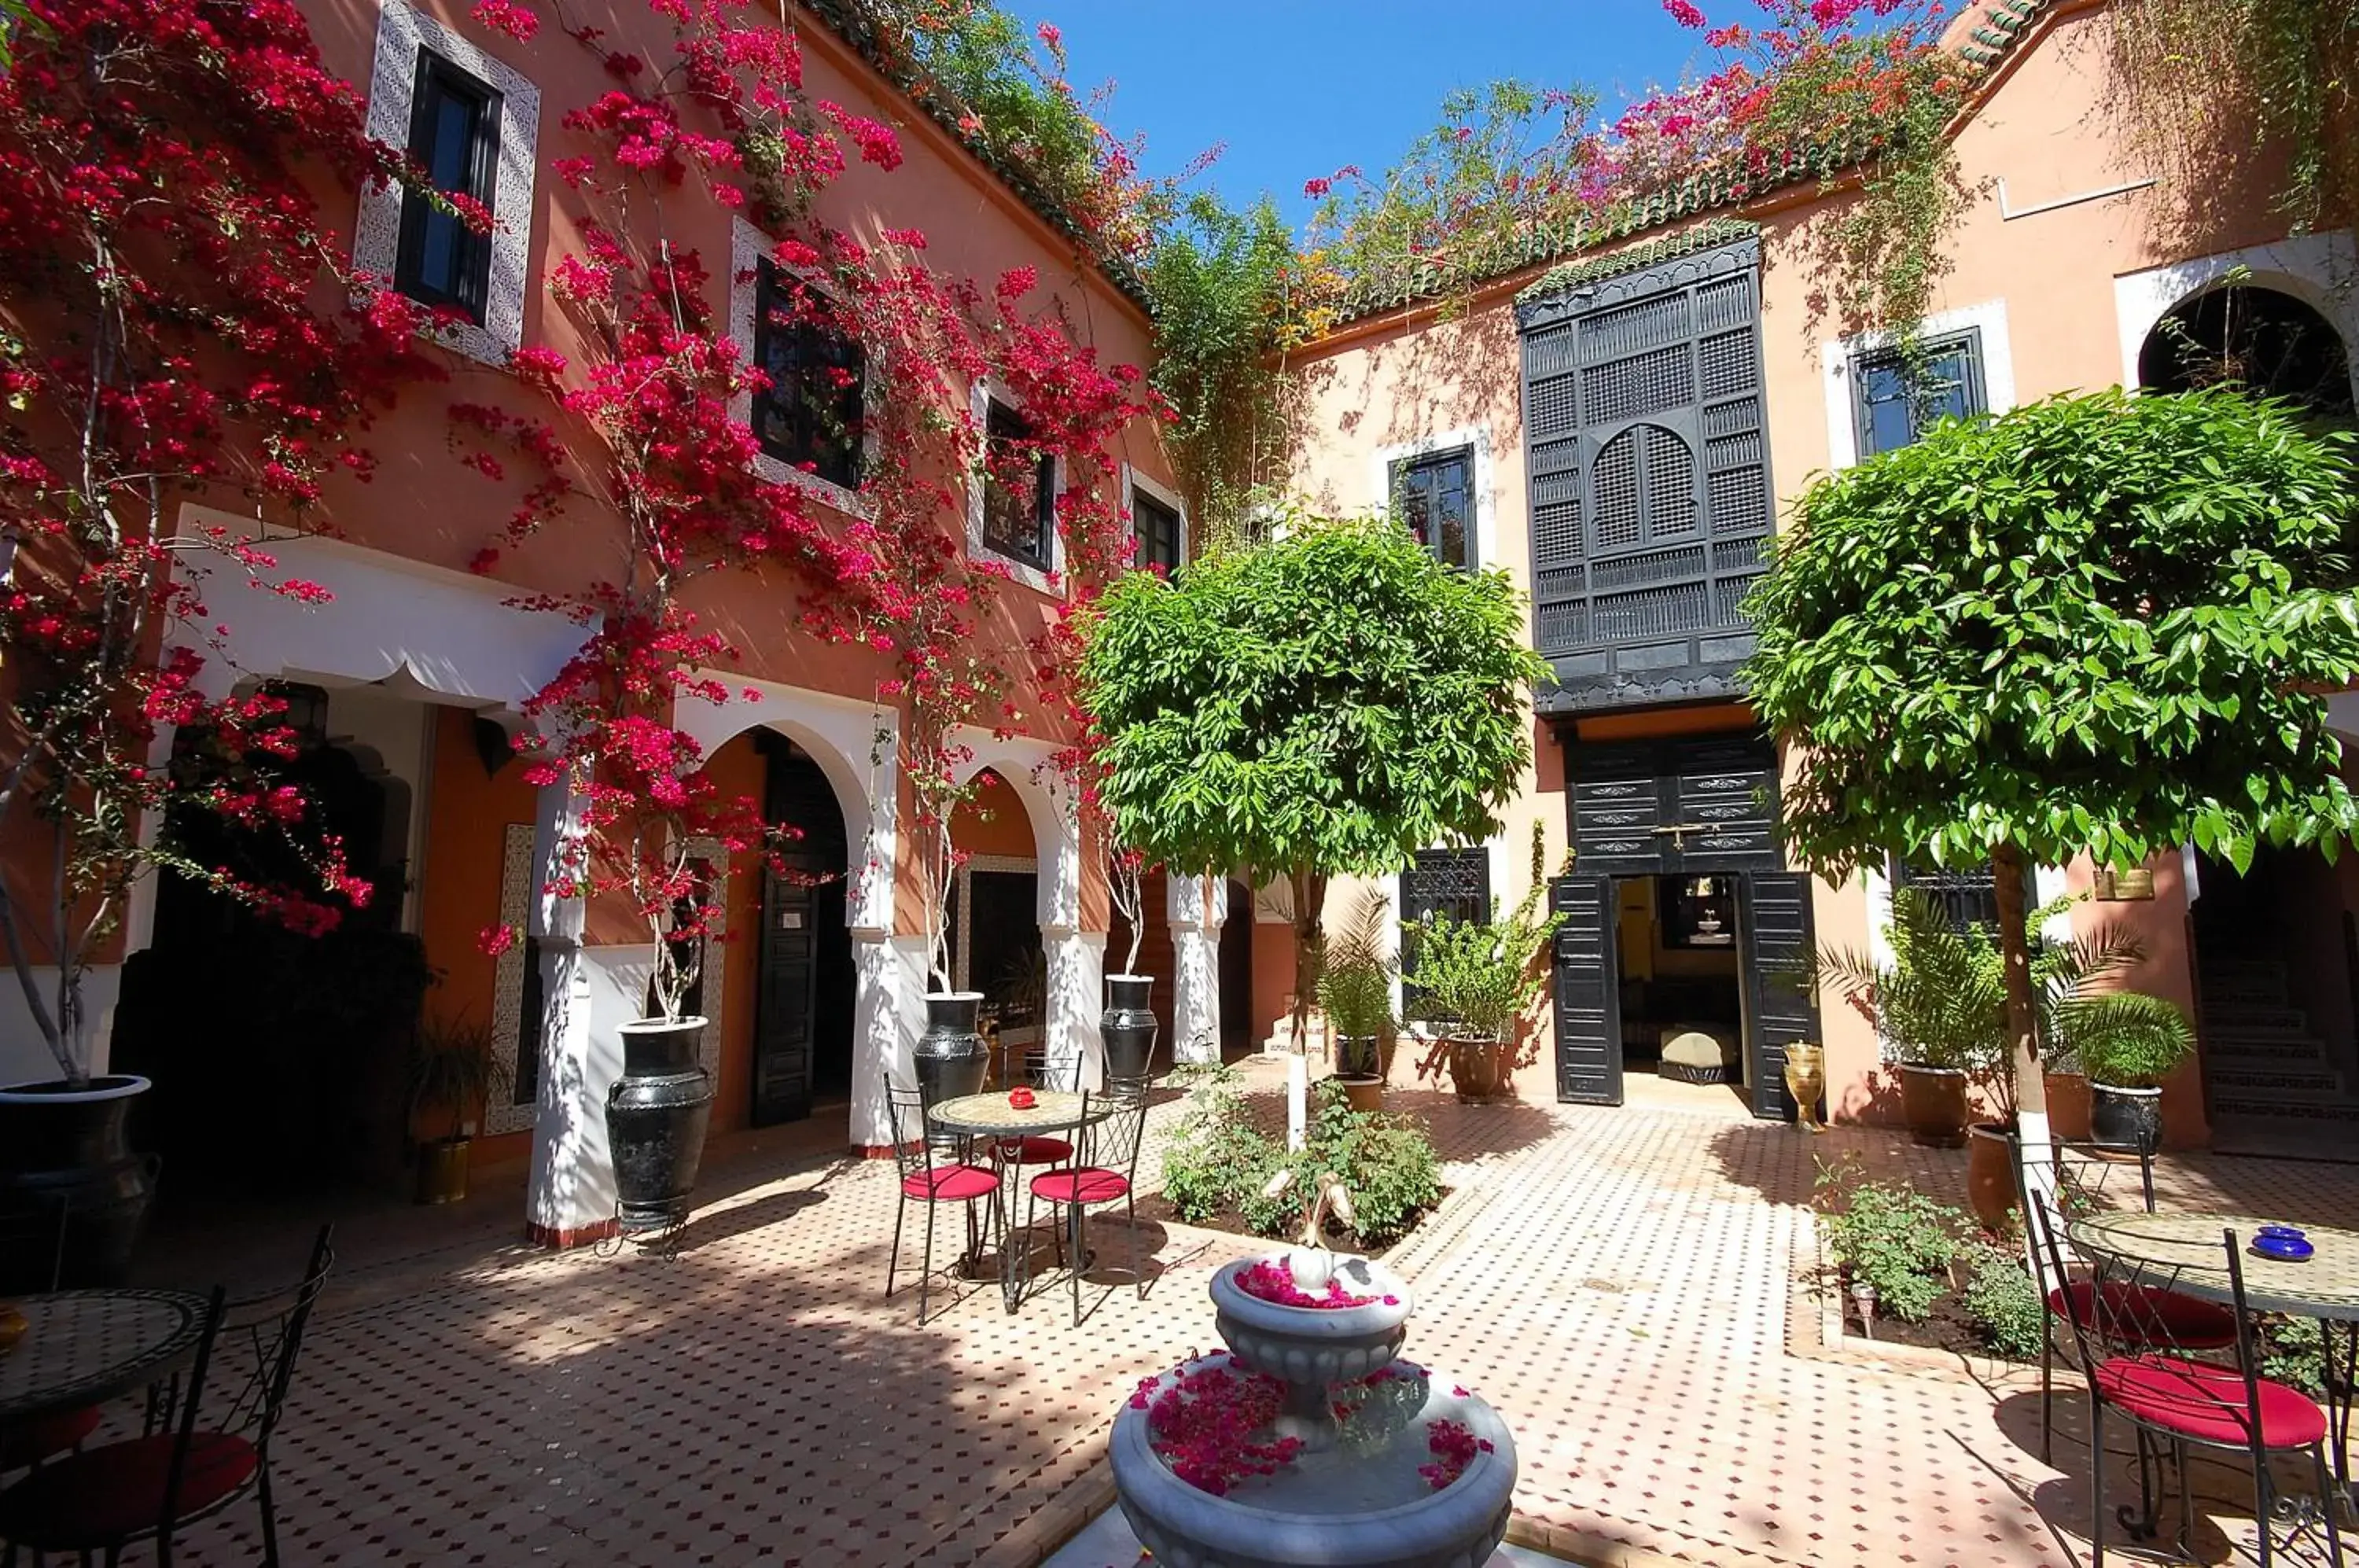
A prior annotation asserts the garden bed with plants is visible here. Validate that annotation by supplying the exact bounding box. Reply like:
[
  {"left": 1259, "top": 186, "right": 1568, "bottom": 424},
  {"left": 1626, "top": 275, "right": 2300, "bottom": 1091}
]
[{"left": 1151, "top": 1067, "right": 1448, "bottom": 1255}]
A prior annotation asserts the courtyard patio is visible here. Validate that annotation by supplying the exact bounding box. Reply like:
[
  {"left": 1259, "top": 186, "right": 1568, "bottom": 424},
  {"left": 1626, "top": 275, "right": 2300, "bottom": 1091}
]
[{"left": 82, "top": 1063, "right": 2357, "bottom": 1568}]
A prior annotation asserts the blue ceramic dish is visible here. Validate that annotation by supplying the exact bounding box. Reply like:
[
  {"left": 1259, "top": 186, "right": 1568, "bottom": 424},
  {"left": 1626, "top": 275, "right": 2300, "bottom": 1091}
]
[
  {"left": 2251, "top": 1235, "right": 2316, "bottom": 1261},
  {"left": 2258, "top": 1224, "right": 2306, "bottom": 1242}
]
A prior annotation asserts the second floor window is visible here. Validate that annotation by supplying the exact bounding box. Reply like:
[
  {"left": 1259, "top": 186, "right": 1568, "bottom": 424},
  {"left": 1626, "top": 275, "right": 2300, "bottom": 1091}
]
[
  {"left": 395, "top": 51, "right": 500, "bottom": 322},
  {"left": 1852, "top": 329, "right": 1986, "bottom": 457},
  {"left": 1133, "top": 485, "right": 1182, "bottom": 575},
  {"left": 981, "top": 396, "right": 1054, "bottom": 569},
  {"left": 751, "top": 261, "right": 866, "bottom": 491},
  {"left": 1389, "top": 446, "right": 1474, "bottom": 569}
]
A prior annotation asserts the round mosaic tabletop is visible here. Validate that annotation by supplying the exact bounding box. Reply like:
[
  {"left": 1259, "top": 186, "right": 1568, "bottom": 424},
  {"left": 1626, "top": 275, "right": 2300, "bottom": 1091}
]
[
  {"left": 0, "top": 1288, "right": 210, "bottom": 1425},
  {"left": 2069, "top": 1210, "right": 2359, "bottom": 1320},
  {"left": 927, "top": 1089, "right": 1110, "bottom": 1139}
]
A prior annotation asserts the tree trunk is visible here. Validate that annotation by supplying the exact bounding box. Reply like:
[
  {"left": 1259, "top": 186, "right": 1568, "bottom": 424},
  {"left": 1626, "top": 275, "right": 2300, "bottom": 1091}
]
[
  {"left": 1989, "top": 844, "right": 2045, "bottom": 1122},
  {"left": 1287, "top": 865, "right": 1327, "bottom": 1051}
]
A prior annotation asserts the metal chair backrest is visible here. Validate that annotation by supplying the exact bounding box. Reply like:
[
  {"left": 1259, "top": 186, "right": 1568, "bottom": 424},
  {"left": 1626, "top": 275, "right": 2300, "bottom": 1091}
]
[
  {"left": 153, "top": 1286, "right": 229, "bottom": 1541},
  {"left": 1080, "top": 1083, "right": 1149, "bottom": 1185},
  {"left": 887, "top": 1080, "right": 973, "bottom": 1181},
  {"left": 2083, "top": 1227, "right": 2270, "bottom": 1445},
  {"left": 2022, "top": 1187, "right": 2089, "bottom": 1351},
  {"left": 1017, "top": 1041, "right": 1080, "bottom": 1094},
  {"left": 211, "top": 1224, "right": 337, "bottom": 1455},
  {"left": 2051, "top": 1138, "right": 2158, "bottom": 1215}
]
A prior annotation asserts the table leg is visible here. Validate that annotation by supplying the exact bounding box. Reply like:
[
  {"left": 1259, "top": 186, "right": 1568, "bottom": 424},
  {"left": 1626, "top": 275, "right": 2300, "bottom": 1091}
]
[
  {"left": 999, "top": 1155, "right": 1025, "bottom": 1313},
  {"left": 2325, "top": 1318, "right": 2357, "bottom": 1518}
]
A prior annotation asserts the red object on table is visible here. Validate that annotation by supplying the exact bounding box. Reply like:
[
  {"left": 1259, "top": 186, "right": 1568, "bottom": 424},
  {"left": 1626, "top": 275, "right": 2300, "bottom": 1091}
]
[{"left": 1008, "top": 1087, "right": 1035, "bottom": 1109}]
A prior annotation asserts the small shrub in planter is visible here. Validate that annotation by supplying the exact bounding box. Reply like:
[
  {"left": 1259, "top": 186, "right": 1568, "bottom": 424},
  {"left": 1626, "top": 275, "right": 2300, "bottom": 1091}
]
[
  {"left": 1161, "top": 1066, "right": 1267, "bottom": 1227},
  {"left": 1816, "top": 1157, "right": 1963, "bottom": 1324},
  {"left": 1961, "top": 1245, "right": 2045, "bottom": 1360},
  {"left": 1163, "top": 1073, "right": 1442, "bottom": 1248}
]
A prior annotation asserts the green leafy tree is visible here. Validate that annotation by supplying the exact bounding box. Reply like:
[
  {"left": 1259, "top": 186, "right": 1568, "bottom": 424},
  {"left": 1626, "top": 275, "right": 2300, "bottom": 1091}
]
[
  {"left": 1746, "top": 387, "right": 2359, "bottom": 1125},
  {"left": 1080, "top": 510, "right": 1546, "bottom": 1043}
]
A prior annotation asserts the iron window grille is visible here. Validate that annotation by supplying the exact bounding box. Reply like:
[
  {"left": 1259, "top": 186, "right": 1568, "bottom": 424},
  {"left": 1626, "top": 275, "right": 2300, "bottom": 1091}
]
[
  {"left": 1891, "top": 856, "right": 2000, "bottom": 933},
  {"left": 750, "top": 259, "right": 866, "bottom": 491},
  {"left": 1400, "top": 846, "right": 1492, "bottom": 1020},
  {"left": 981, "top": 396, "right": 1054, "bottom": 569},
  {"left": 1132, "top": 484, "right": 1182, "bottom": 575},
  {"left": 394, "top": 50, "right": 500, "bottom": 323},
  {"left": 1389, "top": 446, "right": 1476, "bottom": 569},
  {"left": 1851, "top": 328, "right": 1986, "bottom": 458}
]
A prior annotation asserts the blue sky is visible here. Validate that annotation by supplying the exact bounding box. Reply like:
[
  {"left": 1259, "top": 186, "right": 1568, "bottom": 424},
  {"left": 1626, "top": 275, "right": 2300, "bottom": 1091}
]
[{"left": 1010, "top": 2, "right": 1711, "bottom": 229}]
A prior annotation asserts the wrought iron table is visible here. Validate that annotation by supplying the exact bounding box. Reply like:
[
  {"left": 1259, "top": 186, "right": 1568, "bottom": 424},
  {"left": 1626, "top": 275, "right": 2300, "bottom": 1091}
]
[
  {"left": 0, "top": 1288, "right": 209, "bottom": 1430},
  {"left": 928, "top": 1090, "right": 1112, "bottom": 1312},
  {"left": 2070, "top": 1209, "right": 2359, "bottom": 1511}
]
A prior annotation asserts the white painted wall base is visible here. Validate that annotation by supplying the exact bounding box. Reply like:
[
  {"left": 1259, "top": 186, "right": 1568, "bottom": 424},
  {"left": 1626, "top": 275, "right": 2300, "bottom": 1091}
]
[
  {"left": 0, "top": 964, "right": 120, "bottom": 1085},
  {"left": 525, "top": 938, "right": 620, "bottom": 1241},
  {"left": 1045, "top": 926, "right": 1106, "bottom": 1091},
  {"left": 850, "top": 932, "right": 927, "bottom": 1148},
  {"left": 1169, "top": 875, "right": 1224, "bottom": 1066}
]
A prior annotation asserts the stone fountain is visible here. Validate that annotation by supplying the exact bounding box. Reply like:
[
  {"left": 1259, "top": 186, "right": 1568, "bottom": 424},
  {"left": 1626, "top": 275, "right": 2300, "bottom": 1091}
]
[{"left": 1109, "top": 1241, "right": 1518, "bottom": 1568}]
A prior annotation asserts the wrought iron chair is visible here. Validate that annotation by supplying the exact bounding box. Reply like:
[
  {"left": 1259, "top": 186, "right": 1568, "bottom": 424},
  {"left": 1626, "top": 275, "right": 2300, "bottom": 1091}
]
[
  {"left": 1024, "top": 1083, "right": 1150, "bottom": 1326},
  {"left": 0, "top": 1224, "right": 337, "bottom": 1568},
  {"left": 885, "top": 1081, "right": 998, "bottom": 1324},
  {"left": 2016, "top": 1139, "right": 2237, "bottom": 1463},
  {"left": 992, "top": 1041, "right": 1083, "bottom": 1171},
  {"left": 2029, "top": 1205, "right": 2342, "bottom": 1566}
]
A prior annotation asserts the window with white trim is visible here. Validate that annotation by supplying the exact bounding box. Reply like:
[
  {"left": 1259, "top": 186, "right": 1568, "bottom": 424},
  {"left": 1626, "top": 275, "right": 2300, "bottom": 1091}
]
[
  {"left": 1850, "top": 329, "right": 1986, "bottom": 457},
  {"left": 395, "top": 53, "right": 500, "bottom": 322},
  {"left": 1132, "top": 484, "right": 1182, "bottom": 575},
  {"left": 750, "top": 259, "right": 866, "bottom": 491},
  {"left": 1388, "top": 444, "right": 1476, "bottom": 569}
]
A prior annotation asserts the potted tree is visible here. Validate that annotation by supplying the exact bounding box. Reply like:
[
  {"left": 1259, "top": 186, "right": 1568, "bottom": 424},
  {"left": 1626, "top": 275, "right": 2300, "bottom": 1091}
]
[
  {"left": 2072, "top": 996, "right": 2197, "bottom": 1155},
  {"left": 1316, "top": 891, "right": 1395, "bottom": 1111},
  {"left": 1809, "top": 888, "right": 2000, "bottom": 1149},
  {"left": 1102, "top": 846, "right": 1158, "bottom": 1080},
  {"left": 1403, "top": 834, "right": 1566, "bottom": 1103},
  {"left": 407, "top": 1014, "right": 511, "bottom": 1206},
  {"left": 1079, "top": 509, "right": 1546, "bottom": 1070},
  {"left": 1747, "top": 387, "right": 2359, "bottom": 1205}
]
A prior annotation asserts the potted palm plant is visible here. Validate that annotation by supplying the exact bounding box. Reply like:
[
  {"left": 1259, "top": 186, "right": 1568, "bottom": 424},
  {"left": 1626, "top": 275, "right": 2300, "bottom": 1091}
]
[
  {"left": 2071, "top": 996, "right": 2195, "bottom": 1154},
  {"left": 1403, "top": 839, "right": 1565, "bottom": 1104},
  {"left": 1316, "top": 891, "right": 1395, "bottom": 1113},
  {"left": 407, "top": 1013, "right": 511, "bottom": 1206},
  {"left": 1809, "top": 887, "right": 2000, "bottom": 1150}
]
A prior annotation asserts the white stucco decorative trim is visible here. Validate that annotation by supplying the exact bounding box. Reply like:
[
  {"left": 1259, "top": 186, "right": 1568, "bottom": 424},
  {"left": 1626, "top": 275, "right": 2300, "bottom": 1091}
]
[
  {"left": 354, "top": 0, "right": 539, "bottom": 366},
  {"left": 2113, "top": 230, "right": 2359, "bottom": 403},
  {"left": 954, "top": 853, "right": 1042, "bottom": 1047},
  {"left": 726, "top": 216, "right": 880, "bottom": 518},
  {"left": 966, "top": 377, "right": 1065, "bottom": 596},
  {"left": 1368, "top": 425, "right": 1497, "bottom": 569},
  {"left": 1821, "top": 298, "right": 2017, "bottom": 472},
  {"left": 487, "top": 822, "right": 539, "bottom": 1135},
  {"left": 950, "top": 730, "right": 1082, "bottom": 929},
  {"left": 672, "top": 674, "right": 897, "bottom": 933},
  {"left": 1120, "top": 463, "right": 1188, "bottom": 572}
]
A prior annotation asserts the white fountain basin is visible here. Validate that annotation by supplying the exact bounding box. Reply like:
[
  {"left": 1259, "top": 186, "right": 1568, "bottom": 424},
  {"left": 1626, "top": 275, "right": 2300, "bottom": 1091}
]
[{"left": 1110, "top": 1353, "right": 1517, "bottom": 1568}]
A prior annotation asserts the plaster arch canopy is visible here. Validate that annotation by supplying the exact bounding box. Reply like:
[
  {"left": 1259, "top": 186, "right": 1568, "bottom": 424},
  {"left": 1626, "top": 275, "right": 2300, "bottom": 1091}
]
[
  {"left": 948, "top": 728, "right": 1102, "bottom": 1088},
  {"left": 2114, "top": 230, "right": 2359, "bottom": 409},
  {"left": 672, "top": 675, "right": 898, "bottom": 932}
]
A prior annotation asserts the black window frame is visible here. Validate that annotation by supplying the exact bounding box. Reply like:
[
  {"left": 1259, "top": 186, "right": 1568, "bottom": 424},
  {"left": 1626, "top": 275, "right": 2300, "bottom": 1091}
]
[
  {"left": 1132, "top": 482, "right": 1183, "bottom": 576},
  {"left": 1850, "top": 327, "right": 1987, "bottom": 458},
  {"left": 393, "top": 50, "right": 502, "bottom": 325},
  {"left": 1388, "top": 444, "right": 1478, "bottom": 570},
  {"left": 1399, "top": 845, "right": 1492, "bottom": 1021},
  {"left": 980, "top": 395, "right": 1055, "bottom": 570},
  {"left": 750, "top": 259, "right": 867, "bottom": 492}
]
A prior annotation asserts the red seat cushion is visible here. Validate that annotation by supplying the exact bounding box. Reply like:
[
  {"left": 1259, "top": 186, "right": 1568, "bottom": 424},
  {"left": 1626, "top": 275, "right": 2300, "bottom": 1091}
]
[
  {"left": 994, "top": 1136, "right": 1073, "bottom": 1165},
  {"left": 0, "top": 1404, "right": 102, "bottom": 1471},
  {"left": 903, "top": 1164, "right": 998, "bottom": 1202},
  {"left": 0, "top": 1431, "right": 258, "bottom": 1546},
  {"left": 2093, "top": 1355, "right": 2327, "bottom": 1449},
  {"left": 1030, "top": 1166, "right": 1130, "bottom": 1205},
  {"left": 2047, "top": 1281, "right": 2239, "bottom": 1349}
]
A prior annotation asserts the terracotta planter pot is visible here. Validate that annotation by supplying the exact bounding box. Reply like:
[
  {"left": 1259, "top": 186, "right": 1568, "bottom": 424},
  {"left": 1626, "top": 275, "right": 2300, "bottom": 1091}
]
[
  {"left": 1445, "top": 1033, "right": 1507, "bottom": 1103},
  {"left": 414, "top": 1136, "right": 470, "bottom": 1205},
  {"left": 2043, "top": 1072, "right": 2092, "bottom": 1142},
  {"left": 1966, "top": 1123, "right": 2017, "bottom": 1232},
  {"left": 1337, "top": 1077, "right": 1386, "bottom": 1115},
  {"left": 1898, "top": 1064, "right": 1969, "bottom": 1148}
]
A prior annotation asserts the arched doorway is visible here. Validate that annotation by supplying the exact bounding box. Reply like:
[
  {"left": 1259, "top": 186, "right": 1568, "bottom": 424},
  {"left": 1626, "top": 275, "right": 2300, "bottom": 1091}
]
[
  {"left": 749, "top": 732, "right": 854, "bottom": 1125},
  {"left": 1219, "top": 878, "right": 1253, "bottom": 1058},
  {"left": 112, "top": 683, "right": 429, "bottom": 1194},
  {"left": 2137, "top": 283, "right": 2355, "bottom": 421},
  {"left": 2143, "top": 282, "right": 2359, "bottom": 1152}
]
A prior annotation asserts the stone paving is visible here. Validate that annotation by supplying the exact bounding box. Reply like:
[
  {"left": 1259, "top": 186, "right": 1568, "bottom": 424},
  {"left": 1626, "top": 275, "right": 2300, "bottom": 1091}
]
[{"left": 62, "top": 1060, "right": 2359, "bottom": 1566}]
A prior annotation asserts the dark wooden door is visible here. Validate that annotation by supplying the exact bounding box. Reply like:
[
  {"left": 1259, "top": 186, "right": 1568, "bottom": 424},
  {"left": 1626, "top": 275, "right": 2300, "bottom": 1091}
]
[
  {"left": 1739, "top": 871, "right": 1820, "bottom": 1121},
  {"left": 1550, "top": 875, "right": 1622, "bottom": 1105},
  {"left": 753, "top": 867, "right": 819, "bottom": 1126},
  {"left": 1566, "top": 734, "right": 1777, "bottom": 877}
]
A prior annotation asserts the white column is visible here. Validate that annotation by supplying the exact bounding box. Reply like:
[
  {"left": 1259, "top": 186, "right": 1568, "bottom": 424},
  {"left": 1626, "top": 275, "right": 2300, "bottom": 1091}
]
[
  {"left": 848, "top": 930, "right": 926, "bottom": 1149},
  {"left": 1171, "top": 874, "right": 1224, "bottom": 1066},
  {"left": 525, "top": 782, "right": 620, "bottom": 1246},
  {"left": 1043, "top": 926, "right": 1106, "bottom": 1091}
]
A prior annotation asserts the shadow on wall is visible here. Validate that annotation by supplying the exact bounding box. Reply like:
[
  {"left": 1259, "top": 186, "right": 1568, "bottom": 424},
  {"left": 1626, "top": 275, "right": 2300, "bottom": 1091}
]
[{"left": 1833, "top": 1065, "right": 1904, "bottom": 1130}]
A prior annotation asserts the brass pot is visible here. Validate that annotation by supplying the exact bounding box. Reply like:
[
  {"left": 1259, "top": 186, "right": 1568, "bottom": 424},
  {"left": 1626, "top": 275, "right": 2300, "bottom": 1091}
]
[
  {"left": 414, "top": 1137, "right": 471, "bottom": 1205},
  {"left": 1783, "top": 1042, "right": 1826, "bottom": 1132}
]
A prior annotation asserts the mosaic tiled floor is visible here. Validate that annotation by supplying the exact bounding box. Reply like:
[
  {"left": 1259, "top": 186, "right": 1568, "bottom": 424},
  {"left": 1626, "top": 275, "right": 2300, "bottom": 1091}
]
[{"left": 64, "top": 1062, "right": 2359, "bottom": 1566}]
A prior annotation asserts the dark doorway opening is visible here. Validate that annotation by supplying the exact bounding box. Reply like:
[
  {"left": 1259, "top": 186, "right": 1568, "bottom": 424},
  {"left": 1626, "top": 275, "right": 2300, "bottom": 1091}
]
[
  {"left": 1219, "top": 878, "right": 1254, "bottom": 1058},
  {"left": 112, "top": 689, "right": 426, "bottom": 1195},
  {"left": 750, "top": 734, "right": 853, "bottom": 1125},
  {"left": 1614, "top": 874, "right": 1745, "bottom": 1098},
  {"left": 2138, "top": 284, "right": 2353, "bottom": 423}
]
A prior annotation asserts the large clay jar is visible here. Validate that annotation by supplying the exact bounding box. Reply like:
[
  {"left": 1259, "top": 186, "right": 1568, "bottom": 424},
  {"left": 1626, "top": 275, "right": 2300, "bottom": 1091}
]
[
  {"left": 914, "top": 992, "right": 988, "bottom": 1107},
  {"left": 606, "top": 1018, "right": 714, "bottom": 1234},
  {"left": 1966, "top": 1123, "right": 2018, "bottom": 1232},
  {"left": 0, "top": 1075, "right": 157, "bottom": 1291},
  {"left": 1101, "top": 974, "right": 1158, "bottom": 1082},
  {"left": 1898, "top": 1063, "right": 1970, "bottom": 1148},
  {"left": 2044, "top": 1071, "right": 2093, "bottom": 1142},
  {"left": 1446, "top": 1032, "right": 1507, "bottom": 1103}
]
